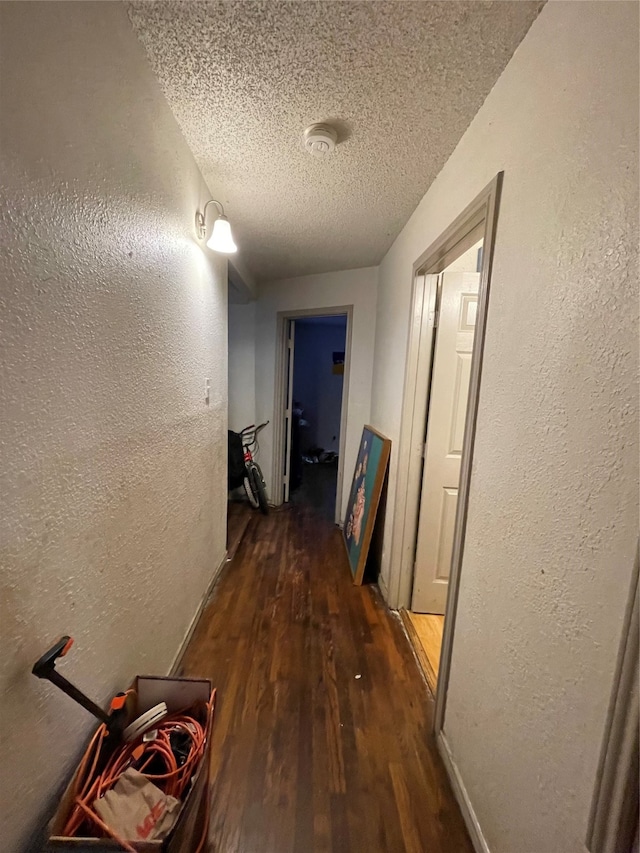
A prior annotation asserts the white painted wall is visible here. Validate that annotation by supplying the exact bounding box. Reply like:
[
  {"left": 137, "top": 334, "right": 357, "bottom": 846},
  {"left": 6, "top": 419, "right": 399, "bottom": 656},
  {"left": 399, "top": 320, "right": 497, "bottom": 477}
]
[
  {"left": 293, "top": 319, "right": 347, "bottom": 454},
  {"left": 0, "top": 4, "right": 227, "bottom": 850},
  {"left": 255, "top": 268, "right": 378, "bottom": 521},
  {"left": 372, "top": 3, "right": 639, "bottom": 852},
  {"left": 228, "top": 302, "right": 257, "bottom": 432}
]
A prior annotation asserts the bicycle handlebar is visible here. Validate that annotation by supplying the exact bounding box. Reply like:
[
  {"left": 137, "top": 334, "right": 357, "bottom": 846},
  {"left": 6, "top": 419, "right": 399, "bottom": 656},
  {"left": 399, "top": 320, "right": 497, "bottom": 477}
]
[{"left": 240, "top": 420, "right": 269, "bottom": 437}]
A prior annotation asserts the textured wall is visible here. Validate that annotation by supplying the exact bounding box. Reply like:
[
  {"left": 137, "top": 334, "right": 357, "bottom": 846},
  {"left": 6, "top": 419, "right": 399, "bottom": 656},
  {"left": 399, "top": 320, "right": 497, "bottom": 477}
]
[
  {"left": 255, "top": 268, "right": 378, "bottom": 521},
  {"left": 0, "top": 4, "right": 227, "bottom": 850},
  {"left": 228, "top": 302, "right": 257, "bottom": 432},
  {"left": 372, "top": 2, "right": 639, "bottom": 851}
]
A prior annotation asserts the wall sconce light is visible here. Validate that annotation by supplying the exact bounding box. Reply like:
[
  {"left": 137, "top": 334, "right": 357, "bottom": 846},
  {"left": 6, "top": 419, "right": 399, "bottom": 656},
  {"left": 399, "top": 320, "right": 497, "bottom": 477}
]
[{"left": 196, "top": 199, "right": 237, "bottom": 254}]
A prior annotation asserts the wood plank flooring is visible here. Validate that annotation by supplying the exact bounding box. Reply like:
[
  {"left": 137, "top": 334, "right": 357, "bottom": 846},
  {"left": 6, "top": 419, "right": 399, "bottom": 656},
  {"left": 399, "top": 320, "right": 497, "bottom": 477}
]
[
  {"left": 179, "top": 505, "right": 473, "bottom": 853},
  {"left": 401, "top": 612, "right": 444, "bottom": 696},
  {"left": 290, "top": 461, "right": 339, "bottom": 522}
]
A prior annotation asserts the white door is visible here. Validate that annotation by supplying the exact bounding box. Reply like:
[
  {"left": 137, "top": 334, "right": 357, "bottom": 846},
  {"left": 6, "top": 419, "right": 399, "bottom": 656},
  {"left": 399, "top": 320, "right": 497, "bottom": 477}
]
[
  {"left": 411, "top": 271, "right": 480, "bottom": 614},
  {"left": 282, "top": 319, "right": 296, "bottom": 502}
]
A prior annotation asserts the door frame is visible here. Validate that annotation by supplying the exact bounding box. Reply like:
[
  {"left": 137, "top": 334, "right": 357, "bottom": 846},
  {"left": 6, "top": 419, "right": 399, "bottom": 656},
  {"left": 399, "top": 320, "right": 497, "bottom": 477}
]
[
  {"left": 272, "top": 305, "right": 353, "bottom": 526},
  {"left": 587, "top": 544, "right": 639, "bottom": 853},
  {"left": 282, "top": 318, "right": 296, "bottom": 504},
  {"left": 386, "top": 173, "right": 503, "bottom": 736}
]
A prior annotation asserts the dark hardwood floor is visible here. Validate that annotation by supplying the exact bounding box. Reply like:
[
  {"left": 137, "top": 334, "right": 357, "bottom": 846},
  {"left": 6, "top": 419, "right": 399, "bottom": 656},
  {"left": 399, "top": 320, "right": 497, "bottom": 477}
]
[
  {"left": 290, "top": 461, "right": 339, "bottom": 522},
  {"left": 179, "top": 505, "right": 473, "bottom": 853}
]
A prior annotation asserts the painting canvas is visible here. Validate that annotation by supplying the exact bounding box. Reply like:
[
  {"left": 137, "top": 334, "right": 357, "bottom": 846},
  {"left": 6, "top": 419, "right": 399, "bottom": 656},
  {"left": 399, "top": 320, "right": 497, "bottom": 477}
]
[{"left": 343, "top": 426, "right": 391, "bottom": 585}]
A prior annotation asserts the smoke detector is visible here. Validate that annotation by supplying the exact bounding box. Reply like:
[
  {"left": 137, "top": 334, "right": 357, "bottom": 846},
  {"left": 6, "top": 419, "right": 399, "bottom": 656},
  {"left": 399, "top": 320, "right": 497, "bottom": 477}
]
[{"left": 303, "top": 123, "right": 338, "bottom": 157}]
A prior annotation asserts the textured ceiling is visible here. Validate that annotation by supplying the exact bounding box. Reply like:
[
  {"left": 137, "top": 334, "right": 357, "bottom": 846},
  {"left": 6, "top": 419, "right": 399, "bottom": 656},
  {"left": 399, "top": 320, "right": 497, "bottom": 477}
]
[{"left": 128, "top": 1, "right": 543, "bottom": 282}]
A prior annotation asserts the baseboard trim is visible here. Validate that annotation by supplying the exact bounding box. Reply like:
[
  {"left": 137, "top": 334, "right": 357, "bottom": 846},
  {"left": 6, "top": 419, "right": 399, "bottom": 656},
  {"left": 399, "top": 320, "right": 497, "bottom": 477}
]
[
  {"left": 437, "top": 731, "right": 490, "bottom": 853},
  {"left": 399, "top": 609, "right": 437, "bottom": 697},
  {"left": 169, "top": 550, "right": 227, "bottom": 676},
  {"left": 378, "top": 570, "right": 389, "bottom": 601}
]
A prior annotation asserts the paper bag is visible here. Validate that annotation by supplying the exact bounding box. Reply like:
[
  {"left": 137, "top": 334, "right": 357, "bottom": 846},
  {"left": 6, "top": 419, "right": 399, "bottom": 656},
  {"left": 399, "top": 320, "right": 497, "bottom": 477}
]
[{"left": 94, "top": 769, "right": 180, "bottom": 842}]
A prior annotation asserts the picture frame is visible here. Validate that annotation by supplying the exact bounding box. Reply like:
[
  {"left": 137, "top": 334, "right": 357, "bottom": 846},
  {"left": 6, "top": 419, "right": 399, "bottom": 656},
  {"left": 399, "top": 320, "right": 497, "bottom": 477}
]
[{"left": 342, "top": 425, "right": 391, "bottom": 585}]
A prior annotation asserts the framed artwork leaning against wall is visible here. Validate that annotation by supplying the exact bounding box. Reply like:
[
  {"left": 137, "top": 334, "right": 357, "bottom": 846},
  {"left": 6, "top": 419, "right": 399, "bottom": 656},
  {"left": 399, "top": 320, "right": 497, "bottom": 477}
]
[{"left": 342, "top": 425, "right": 391, "bottom": 585}]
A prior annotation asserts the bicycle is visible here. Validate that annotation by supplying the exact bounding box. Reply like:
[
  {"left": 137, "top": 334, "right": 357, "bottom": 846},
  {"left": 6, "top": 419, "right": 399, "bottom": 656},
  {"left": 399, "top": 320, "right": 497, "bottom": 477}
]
[{"left": 239, "top": 421, "right": 270, "bottom": 514}]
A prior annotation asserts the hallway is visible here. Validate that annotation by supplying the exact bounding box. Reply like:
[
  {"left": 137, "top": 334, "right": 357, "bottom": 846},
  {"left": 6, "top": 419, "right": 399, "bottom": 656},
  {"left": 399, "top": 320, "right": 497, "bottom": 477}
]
[
  {"left": 2, "top": 2, "right": 638, "bottom": 849},
  {"left": 178, "top": 506, "right": 473, "bottom": 852}
]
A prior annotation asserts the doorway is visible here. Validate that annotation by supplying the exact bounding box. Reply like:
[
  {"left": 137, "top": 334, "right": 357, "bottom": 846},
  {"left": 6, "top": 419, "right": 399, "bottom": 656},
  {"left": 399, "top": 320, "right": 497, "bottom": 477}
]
[
  {"left": 288, "top": 316, "right": 348, "bottom": 521},
  {"left": 403, "top": 238, "right": 483, "bottom": 694},
  {"left": 389, "top": 174, "right": 501, "bottom": 732},
  {"left": 274, "top": 307, "right": 352, "bottom": 526}
]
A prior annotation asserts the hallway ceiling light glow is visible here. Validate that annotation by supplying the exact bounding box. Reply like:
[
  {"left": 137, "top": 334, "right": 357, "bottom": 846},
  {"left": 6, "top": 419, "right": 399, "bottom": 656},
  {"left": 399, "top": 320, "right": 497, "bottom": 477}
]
[{"left": 196, "top": 199, "right": 237, "bottom": 253}]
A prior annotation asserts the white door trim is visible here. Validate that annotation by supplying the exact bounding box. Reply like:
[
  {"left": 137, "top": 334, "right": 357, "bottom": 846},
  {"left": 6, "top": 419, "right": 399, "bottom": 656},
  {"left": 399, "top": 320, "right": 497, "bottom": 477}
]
[
  {"left": 282, "top": 319, "right": 296, "bottom": 503},
  {"left": 587, "top": 544, "right": 639, "bottom": 853},
  {"left": 384, "top": 173, "right": 503, "bottom": 738},
  {"left": 392, "top": 270, "right": 441, "bottom": 607},
  {"left": 272, "top": 305, "right": 353, "bottom": 526}
]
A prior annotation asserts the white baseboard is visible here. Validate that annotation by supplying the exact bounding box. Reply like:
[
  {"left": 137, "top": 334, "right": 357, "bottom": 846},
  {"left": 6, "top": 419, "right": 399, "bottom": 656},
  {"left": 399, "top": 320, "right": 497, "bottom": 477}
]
[
  {"left": 377, "top": 570, "right": 389, "bottom": 602},
  {"left": 437, "top": 731, "right": 491, "bottom": 853},
  {"left": 169, "top": 550, "right": 227, "bottom": 675}
]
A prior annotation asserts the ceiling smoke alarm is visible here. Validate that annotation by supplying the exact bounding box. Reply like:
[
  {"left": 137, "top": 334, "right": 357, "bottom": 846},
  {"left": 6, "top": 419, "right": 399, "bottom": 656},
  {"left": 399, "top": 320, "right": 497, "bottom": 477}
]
[{"left": 303, "top": 123, "right": 338, "bottom": 157}]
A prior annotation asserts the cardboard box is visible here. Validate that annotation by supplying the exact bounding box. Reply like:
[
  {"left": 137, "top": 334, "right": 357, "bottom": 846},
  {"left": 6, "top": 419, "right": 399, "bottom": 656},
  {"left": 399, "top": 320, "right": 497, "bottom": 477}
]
[{"left": 47, "top": 676, "right": 213, "bottom": 852}]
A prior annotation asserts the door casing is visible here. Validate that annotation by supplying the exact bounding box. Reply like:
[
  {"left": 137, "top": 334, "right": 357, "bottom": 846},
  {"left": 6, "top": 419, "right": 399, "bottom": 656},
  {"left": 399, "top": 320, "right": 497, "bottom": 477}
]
[
  {"left": 282, "top": 319, "right": 296, "bottom": 504},
  {"left": 273, "top": 305, "right": 353, "bottom": 526},
  {"left": 385, "top": 173, "right": 503, "bottom": 739}
]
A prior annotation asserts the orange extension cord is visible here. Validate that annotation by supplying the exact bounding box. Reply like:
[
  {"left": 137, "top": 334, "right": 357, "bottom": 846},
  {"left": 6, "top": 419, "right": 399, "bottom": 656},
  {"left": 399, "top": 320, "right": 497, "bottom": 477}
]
[{"left": 63, "top": 689, "right": 216, "bottom": 852}]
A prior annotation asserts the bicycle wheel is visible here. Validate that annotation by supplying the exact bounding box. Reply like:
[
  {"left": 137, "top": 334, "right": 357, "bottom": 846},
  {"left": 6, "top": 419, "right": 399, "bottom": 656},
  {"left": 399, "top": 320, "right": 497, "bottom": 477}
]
[
  {"left": 243, "top": 471, "right": 260, "bottom": 509},
  {"left": 249, "top": 464, "right": 269, "bottom": 515}
]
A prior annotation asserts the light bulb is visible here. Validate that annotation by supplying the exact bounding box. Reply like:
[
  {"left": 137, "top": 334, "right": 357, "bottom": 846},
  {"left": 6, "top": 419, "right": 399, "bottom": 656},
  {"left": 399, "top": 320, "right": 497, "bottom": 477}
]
[{"left": 207, "top": 216, "right": 237, "bottom": 254}]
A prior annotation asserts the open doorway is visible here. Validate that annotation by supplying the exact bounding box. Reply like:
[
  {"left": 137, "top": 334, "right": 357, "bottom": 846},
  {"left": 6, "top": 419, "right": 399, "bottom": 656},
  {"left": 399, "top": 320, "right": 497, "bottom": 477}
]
[
  {"left": 403, "top": 237, "right": 483, "bottom": 693},
  {"left": 390, "top": 175, "right": 501, "bottom": 725},
  {"left": 288, "top": 316, "right": 348, "bottom": 521},
  {"left": 275, "top": 308, "right": 352, "bottom": 526}
]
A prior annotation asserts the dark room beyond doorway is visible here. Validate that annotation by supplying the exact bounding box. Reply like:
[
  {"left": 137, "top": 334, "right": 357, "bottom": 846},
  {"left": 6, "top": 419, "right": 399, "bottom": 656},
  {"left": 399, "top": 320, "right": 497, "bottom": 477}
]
[{"left": 289, "top": 315, "right": 348, "bottom": 522}]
